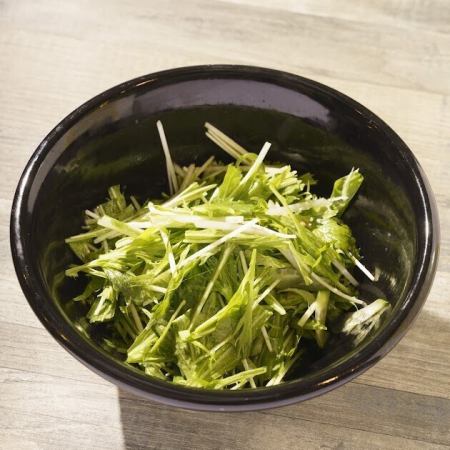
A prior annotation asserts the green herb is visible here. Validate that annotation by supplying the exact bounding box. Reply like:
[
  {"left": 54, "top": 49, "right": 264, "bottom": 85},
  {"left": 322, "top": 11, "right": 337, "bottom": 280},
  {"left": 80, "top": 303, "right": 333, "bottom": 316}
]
[{"left": 64, "top": 121, "right": 390, "bottom": 389}]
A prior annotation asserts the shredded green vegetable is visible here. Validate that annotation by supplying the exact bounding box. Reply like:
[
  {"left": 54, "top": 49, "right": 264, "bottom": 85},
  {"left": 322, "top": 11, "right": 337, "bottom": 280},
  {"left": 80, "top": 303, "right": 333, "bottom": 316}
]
[{"left": 65, "top": 121, "right": 390, "bottom": 389}]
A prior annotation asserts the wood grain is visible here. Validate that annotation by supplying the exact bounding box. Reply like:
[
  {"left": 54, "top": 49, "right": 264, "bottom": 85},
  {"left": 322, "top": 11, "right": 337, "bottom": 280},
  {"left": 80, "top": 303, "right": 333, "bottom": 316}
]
[{"left": 1, "top": 0, "right": 449, "bottom": 448}]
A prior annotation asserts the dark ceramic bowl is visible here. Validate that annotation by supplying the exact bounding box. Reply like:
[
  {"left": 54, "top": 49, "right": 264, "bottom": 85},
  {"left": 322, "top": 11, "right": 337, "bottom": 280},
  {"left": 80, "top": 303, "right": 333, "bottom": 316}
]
[{"left": 11, "top": 65, "right": 439, "bottom": 411}]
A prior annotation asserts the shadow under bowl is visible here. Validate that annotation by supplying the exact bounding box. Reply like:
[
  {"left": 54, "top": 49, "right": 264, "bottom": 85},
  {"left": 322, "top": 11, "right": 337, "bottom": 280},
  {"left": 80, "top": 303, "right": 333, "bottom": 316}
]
[{"left": 10, "top": 65, "right": 439, "bottom": 411}]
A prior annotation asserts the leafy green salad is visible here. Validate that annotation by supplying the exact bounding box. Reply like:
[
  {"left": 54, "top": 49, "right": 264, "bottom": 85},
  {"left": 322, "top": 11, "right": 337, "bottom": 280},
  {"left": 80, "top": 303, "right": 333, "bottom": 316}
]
[{"left": 65, "top": 121, "right": 390, "bottom": 389}]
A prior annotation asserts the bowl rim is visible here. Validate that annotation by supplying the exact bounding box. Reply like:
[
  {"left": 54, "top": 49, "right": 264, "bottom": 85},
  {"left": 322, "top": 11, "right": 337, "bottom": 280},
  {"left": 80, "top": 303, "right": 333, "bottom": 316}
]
[{"left": 10, "top": 64, "right": 440, "bottom": 411}]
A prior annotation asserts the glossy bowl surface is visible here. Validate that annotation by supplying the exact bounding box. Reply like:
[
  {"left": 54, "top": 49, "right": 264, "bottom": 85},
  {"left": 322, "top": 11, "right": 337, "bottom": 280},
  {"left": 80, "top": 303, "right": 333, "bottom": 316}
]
[{"left": 10, "top": 65, "right": 439, "bottom": 411}]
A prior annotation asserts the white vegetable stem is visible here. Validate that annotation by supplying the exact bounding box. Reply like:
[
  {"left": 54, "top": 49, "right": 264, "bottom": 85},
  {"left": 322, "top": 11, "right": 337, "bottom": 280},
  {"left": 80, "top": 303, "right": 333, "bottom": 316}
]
[
  {"left": 205, "top": 131, "right": 242, "bottom": 160},
  {"left": 239, "top": 250, "right": 248, "bottom": 273},
  {"left": 298, "top": 301, "right": 317, "bottom": 327},
  {"left": 237, "top": 142, "right": 271, "bottom": 188},
  {"left": 341, "top": 299, "right": 390, "bottom": 333},
  {"left": 178, "top": 220, "right": 258, "bottom": 268},
  {"left": 242, "top": 358, "right": 257, "bottom": 388},
  {"left": 135, "top": 210, "right": 295, "bottom": 239},
  {"left": 157, "top": 120, "right": 179, "bottom": 195},
  {"left": 332, "top": 260, "right": 358, "bottom": 286},
  {"left": 163, "top": 183, "right": 216, "bottom": 208},
  {"left": 348, "top": 252, "right": 375, "bottom": 281},
  {"left": 158, "top": 228, "right": 177, "bottom": 275},
  {"left": 281, "top": 247, "right": 367, "bottom": 306},
  {"left": 190, "top": 245, "right": 233, "bottom": 327},
  {"left": 205, "top": 122, "right": 248, "bottom": 158},
  {"left": 267, "top": 197, "right": 345, "bottom": 216},
  {"left": 253, "top": 280, "right": 280, "bottom": 310},
  {"left": 311, "top": 273, "right": 366, "bottom": 305},
  {"left": 261, "top": 326, "right": 273, "bottom": 352}
]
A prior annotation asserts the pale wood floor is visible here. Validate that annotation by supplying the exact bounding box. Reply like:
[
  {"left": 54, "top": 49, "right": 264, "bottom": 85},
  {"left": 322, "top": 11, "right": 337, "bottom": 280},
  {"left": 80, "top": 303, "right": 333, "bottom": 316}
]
[{"left": 0, "top": 1, "right": 449, "bottom": 449}]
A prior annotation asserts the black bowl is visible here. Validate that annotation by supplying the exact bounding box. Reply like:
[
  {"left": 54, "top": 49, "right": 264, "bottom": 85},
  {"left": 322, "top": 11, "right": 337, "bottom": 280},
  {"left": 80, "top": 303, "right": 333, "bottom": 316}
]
[{"left": 10, "top": 65, "right": 439, "bottom": 411}]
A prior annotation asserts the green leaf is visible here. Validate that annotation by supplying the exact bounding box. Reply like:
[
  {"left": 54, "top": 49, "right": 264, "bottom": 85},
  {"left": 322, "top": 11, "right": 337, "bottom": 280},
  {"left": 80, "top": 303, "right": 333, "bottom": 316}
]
[
  {"left": 330, "top": 169, "right": 364, "bottom": 216},
  {"left": 87, "top": 285, "right": 117, "bottom": 323}
]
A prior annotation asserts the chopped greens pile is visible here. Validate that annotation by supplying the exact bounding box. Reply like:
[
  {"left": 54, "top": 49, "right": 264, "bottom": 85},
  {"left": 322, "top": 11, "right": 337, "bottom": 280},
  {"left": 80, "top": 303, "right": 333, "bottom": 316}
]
[{"left": 65, "top": 121, "right": 390, "bottom": 389}]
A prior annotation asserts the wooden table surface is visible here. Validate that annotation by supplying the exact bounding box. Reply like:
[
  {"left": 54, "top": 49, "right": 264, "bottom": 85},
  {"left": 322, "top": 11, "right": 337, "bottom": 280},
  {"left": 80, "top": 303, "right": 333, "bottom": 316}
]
[{"left": 1, "top": 1, "right": 449, "bottom": 449}]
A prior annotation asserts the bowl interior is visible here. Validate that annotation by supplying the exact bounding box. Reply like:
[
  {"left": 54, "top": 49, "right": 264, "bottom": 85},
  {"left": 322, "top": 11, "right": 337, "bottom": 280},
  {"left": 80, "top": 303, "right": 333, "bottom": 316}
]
[{"left": 22, "top": 70, "right": 422, "bottom": 398}]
